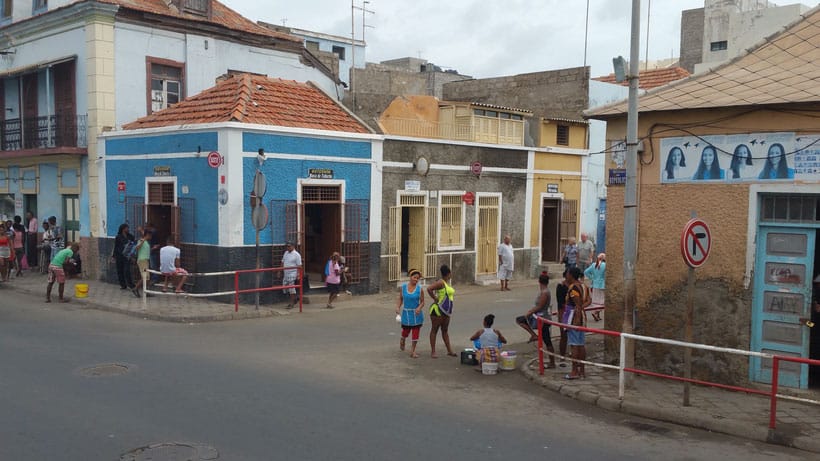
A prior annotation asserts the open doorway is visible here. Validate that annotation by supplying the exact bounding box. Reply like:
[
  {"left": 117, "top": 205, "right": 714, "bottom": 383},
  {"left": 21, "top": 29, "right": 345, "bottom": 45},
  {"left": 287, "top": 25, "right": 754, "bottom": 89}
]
[
  {"left": 304, "top": 202, "right": 341, "bottom": 276},
  {"left": 541, "top": 199, "right": 561, "bottom": 262},
  {"left": 301, "top": 184, "right": 342, "bottom": 278},
  {"left": 400, "top": 206, "right": 425, "bottom": 275},
  {"left": 146, "top": 204, "right": 173, "bottom": 245}
]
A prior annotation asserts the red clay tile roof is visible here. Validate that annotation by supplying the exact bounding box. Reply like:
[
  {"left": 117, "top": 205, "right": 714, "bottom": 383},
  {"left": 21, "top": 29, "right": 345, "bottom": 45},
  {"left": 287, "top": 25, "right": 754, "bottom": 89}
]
[
  {"left": 123, "top": 74, "right": 369, "bottom": 133},
  {"left": 593, "top": 66, "right": 690, "bottom": 90},
  {"left": 97, "top": 0, "right": 300, "bottom": 43}
]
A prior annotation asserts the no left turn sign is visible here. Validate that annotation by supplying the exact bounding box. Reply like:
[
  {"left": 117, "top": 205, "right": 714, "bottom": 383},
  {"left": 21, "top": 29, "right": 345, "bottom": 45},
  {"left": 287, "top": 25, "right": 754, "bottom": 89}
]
[{"left": 681, "top": 218, "right": 711, "bottom": 268}]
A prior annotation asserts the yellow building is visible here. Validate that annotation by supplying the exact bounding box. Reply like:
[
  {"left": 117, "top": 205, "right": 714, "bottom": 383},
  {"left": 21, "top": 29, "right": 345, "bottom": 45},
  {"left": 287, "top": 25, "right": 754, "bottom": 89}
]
[{"left": 380, "top": 96, "right": 589, "bottom": 269}]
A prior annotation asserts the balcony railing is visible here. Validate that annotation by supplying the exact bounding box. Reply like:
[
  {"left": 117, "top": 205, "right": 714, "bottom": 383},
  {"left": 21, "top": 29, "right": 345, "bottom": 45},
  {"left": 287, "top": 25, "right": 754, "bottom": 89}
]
[
  {"left": 381, "top": 116, "right": 525, "bottom": 146},
  {"left": 1, "top": 114, "right": 88, "bottom": 151}
]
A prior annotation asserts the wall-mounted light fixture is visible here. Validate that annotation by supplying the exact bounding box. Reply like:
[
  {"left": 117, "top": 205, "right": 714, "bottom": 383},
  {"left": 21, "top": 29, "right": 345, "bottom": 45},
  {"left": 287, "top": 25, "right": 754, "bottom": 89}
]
[
  {"left": 414, "top": 156, "right": 429, "bottom": 176},
  {"left": 257, "top": 148, "right": 265, "bottom": 167}
]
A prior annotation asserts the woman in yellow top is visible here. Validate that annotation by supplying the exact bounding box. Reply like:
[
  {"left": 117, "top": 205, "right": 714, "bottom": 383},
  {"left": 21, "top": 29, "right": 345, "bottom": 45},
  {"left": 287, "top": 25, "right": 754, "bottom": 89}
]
[{"left": 426, "top": 264, "right": 457, "bottom": 358}]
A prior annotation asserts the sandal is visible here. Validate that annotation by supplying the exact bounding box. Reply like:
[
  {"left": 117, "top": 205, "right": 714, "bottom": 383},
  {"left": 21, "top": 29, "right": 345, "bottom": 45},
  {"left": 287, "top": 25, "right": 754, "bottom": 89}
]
[
  {"left": 564, "top": 374, "right": 580, "bottom": 380},
  {"left": 446, "top": 352, "right": 457, "bottom": 357}
]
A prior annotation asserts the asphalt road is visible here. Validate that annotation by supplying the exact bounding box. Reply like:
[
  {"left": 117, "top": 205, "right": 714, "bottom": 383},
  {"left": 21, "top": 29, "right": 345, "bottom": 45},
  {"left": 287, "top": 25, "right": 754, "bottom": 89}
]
[{"left": 0, "top": 287, "right": 814, "bottom": 460}]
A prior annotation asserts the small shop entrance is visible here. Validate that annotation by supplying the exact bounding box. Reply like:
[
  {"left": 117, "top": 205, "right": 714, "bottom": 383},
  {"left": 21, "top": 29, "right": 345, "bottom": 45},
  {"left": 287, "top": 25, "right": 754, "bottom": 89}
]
[
  {"left": 302, "top": 185, "right": 342, "bottom": 277},
  {"left": 541, "top": 198, "right": 561, "bottom": 262}
]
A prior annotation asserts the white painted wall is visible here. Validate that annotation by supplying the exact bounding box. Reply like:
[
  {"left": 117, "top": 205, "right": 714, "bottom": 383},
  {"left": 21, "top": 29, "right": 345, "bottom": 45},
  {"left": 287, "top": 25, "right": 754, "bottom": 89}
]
[
  {"left": 113, "top": 23, "right": 342, "bottom": 127},
  {"left": 0, "top": 25, "right": 88, "bottom": 118},
  {"left": 294, "top": 32, "right": 366, "bottom": 86},
  {"left": 696, "top": 2, "right": 809, "bottom": 73}
]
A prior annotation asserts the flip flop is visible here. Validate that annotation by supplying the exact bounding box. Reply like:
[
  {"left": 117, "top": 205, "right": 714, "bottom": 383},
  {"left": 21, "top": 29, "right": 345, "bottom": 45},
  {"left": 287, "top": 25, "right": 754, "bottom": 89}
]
[{"left": 447, "top": 352, "right": 457, "bottom": 357}]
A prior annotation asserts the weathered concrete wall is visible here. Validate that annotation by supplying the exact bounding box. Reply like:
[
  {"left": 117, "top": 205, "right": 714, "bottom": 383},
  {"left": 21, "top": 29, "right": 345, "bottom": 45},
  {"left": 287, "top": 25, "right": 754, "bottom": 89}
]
[
  {"left": 442, "top": 67, "right": 589, "bottom": 120},
  {"left": 380, "top": 139, "right": 534, "bottom": 291},
  {"left": 679, "top": 7, "right": 705, "bottom": 73}
]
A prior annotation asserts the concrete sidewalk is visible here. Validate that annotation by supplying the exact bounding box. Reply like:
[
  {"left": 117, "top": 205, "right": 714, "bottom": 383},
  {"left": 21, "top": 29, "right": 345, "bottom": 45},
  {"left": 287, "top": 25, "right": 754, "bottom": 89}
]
[
  {"left": 0, "top": 268, "right": 392, "bottom": 322},
  {"left": 4, "top": 268, "right": 820, "bottom": 454},
  {"left": 519, "top": 328, "right": 820, "bottom": 455}
]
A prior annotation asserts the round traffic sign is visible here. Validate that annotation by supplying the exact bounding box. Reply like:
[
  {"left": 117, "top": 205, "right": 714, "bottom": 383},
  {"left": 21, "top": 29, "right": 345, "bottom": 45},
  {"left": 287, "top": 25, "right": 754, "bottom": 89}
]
[
  {"left": 681, "top": 218, "right": 711, "bottom": 268},
  {"left": 251, "top": 203, "right": 269, "bottom": 231},
  {"left": 207, "top": 151, "right": 222, "bottom": 168},
  {"left": 470, "top": 161, "right": 482, "bottom": 176},
  {"left": 252, "top": 170, "right": 267, "bottom": 198}
]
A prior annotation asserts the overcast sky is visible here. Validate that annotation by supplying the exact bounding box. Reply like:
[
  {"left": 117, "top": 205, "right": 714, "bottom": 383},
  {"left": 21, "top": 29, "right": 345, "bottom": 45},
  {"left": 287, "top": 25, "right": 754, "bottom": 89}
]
[{"left": 224, "top": 0, "right": 712, "bottom": 79}]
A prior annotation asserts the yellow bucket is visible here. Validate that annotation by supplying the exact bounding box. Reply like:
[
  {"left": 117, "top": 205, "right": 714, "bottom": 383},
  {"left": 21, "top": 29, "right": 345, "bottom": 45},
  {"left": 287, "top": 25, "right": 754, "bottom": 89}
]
[
  {"left": 75, "top": 283, "right": 89, "bottom": 298},
  {"left": 499, "top": 351, "right": 517, "bottom": 371}
]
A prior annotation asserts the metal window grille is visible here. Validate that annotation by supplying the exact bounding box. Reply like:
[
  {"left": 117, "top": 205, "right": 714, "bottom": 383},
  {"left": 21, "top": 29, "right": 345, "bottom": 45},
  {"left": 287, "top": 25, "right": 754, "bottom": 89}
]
[
  {"left": 302, "top": 185, "right": 341, "bottom": 203},
  {"left": 476, "top": 195, "right": 500, "bottom": 274},
  {"left": 560, "top": 199, "right": 578, "bottom": 248},
  {"left": 556, "top": 125, "right": 570, "bottom": 146},
  {"left": 399, "top": 194, "right": 426, "bottom": 206},
  {"left": 760, "top": 194, "right": 819, "bottom": 223},
  {"left": 147, "top": 183, "right": 174, "bottom": 205},
  {"left": 439, "top": 194, "right": 463, "bottom": 247}
]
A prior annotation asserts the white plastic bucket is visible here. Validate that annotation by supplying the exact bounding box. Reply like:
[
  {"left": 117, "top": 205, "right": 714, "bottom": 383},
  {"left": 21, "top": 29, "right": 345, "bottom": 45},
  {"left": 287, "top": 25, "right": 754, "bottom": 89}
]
[
  {"left": 499, "top": 351, "right": 517, "bottom": 371},
  {"left": 481, "top": 362, "right": 498, "bottom": 375}
]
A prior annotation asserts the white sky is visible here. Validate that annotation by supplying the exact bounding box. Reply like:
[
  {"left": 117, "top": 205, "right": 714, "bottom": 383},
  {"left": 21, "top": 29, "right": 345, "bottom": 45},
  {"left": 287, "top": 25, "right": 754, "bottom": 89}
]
[{"left": 225, "top": 0, "right": 708, "bottom": 78}]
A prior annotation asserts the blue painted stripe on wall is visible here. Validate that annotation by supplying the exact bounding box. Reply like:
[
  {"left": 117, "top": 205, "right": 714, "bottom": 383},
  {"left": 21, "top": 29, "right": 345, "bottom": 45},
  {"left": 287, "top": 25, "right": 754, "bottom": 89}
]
[
  {"left": 243, "top": 158, "right": 372, "bottom": 245},
  {"left": 105, "top": 158, "right": 218, "bottom": 245},
  {"left": 106, "top": 132, "right": 218, "bottom": 155},
  {"left": 243, "top": 132, "right": 371, "bottom": 159}
]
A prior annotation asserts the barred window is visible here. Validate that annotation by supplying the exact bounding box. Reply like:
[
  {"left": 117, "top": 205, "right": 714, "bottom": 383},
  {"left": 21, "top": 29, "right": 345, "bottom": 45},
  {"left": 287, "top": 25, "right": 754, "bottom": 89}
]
[
  {"left": 439, "top": 193, "right": 464, "bottom": 249},
  {"left": 556, "top": 125, "right": 570, "bottom": 146},
  {"left": 760, "top": 194, "right": 819, "bottom": 223}
]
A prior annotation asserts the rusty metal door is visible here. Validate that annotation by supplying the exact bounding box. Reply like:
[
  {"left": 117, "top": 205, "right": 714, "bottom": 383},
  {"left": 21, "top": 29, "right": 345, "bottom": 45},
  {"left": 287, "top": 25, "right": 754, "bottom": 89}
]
[{"left": 342, "top": 200, "right": 369, "bottom": 284}]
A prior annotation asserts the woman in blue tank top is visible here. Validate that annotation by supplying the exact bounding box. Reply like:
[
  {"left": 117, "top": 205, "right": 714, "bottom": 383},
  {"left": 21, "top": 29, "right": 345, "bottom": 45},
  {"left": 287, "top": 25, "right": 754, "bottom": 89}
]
[{"left": 395, "top": 268, "right": 425, "bottom": 358}]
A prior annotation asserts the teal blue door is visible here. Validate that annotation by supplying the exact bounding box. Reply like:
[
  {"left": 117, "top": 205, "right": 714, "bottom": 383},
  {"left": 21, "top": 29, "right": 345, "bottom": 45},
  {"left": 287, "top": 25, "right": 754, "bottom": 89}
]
[{"left": 751, "top": 227, "right": 816, "bottom": 388}]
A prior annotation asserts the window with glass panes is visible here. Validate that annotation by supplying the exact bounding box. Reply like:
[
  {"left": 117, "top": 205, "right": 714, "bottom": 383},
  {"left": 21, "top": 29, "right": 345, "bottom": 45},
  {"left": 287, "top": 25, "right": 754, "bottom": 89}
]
[
  {"left": 149, "top": 61, "right": 183, "bottom": 113},
  {"left": 760, "top": 194, "right": 819, "bottom": 223}
]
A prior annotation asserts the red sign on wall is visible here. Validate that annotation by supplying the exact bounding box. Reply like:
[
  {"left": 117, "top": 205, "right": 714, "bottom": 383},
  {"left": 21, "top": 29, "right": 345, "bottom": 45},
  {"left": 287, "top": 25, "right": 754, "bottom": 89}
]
[
  {"left": 117, "top": 181, "right": 126, "bottom": 192},
  {"left": 462, "top": 191, "right": 475, "bottom": 205},
  {"left": 207, "top": 151, "right": 222, "bottom": 168}
]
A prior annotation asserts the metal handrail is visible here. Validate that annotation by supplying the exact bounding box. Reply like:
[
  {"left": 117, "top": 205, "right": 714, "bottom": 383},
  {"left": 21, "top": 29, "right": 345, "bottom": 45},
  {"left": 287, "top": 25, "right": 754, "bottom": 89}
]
[{"left": 536, "top": 315, "right": 820, "bottom": 432}]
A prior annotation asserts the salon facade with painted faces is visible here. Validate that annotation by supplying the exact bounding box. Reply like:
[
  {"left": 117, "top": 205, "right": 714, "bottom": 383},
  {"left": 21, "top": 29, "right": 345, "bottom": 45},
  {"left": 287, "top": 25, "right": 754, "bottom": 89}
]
[{"left": 587, "top": 7, "right": 820, "bottom": 390}]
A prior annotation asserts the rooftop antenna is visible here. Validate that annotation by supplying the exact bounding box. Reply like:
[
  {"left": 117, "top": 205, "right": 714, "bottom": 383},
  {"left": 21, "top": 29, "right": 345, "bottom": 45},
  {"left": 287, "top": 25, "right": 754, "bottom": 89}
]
[{"left": 281, "top": 18, "right": 287, "bottom": 26}]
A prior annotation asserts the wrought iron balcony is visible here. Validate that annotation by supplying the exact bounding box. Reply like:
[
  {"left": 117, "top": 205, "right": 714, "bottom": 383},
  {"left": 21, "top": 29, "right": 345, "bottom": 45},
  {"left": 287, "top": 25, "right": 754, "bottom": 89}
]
[{"left": 1, "top": 114, "right": 88, "bottom": 151}]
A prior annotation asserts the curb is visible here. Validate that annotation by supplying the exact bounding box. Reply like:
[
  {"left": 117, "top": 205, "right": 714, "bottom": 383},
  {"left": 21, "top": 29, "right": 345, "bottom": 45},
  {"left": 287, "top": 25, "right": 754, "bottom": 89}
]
[
  {"left": 521, "top": 358, "right": 818, "bottom": 455},
  {"left": 10, "top": 285, "right": 287, "bottom": 323}
]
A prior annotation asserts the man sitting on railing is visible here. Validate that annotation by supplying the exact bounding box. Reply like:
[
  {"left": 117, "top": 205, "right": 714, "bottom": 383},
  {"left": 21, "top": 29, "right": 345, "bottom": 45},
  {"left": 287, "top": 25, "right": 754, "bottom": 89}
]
[{"left": 160, "top": 237, "right": 189, "bottom": 294}]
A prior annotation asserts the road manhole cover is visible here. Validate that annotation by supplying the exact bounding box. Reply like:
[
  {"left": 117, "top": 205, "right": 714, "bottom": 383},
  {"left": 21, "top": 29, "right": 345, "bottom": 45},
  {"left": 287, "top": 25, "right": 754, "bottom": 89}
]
[
  {"left": 76, "top": 363, "right": 133, "bottom": 378},
  {"left": 120, "top": 442, "right": 218, "bottom": 461}
]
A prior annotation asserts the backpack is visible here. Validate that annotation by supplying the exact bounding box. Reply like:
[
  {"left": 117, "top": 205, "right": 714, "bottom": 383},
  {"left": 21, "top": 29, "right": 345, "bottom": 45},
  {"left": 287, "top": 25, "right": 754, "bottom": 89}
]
[
  {"left": 324, "top": 260, "right": 332, "bottom": 279},
  {"left": 436, "top": 281, "right": 454, "bottom": 316},
  {"left": 122, "top": 240, "right": 137, "bottom": 259}
]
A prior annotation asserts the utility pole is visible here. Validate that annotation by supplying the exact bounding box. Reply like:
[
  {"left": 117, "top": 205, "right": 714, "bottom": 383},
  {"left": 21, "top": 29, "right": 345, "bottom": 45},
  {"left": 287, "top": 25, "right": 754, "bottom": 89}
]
[{"left": 623, "top": 0, "right": 641, "bottom": 384}]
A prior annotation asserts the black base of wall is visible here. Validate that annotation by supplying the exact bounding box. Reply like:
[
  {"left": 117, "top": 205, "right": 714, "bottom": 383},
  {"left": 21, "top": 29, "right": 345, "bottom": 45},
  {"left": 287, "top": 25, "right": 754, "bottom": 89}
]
[{"left": 97, "top": 239, "right": 382, "bottom": 304}]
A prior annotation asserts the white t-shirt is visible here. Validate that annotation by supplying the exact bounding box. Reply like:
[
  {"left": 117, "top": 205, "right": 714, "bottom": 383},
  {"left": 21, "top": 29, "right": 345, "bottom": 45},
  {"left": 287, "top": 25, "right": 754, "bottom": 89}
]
[
  {"left": 497, "top": 242, "right": 514, "bottom": 270},
  {"left": 160, "top": 245, "right": 181, "bottom": 273},
  {"left": 282, "top": 250, "right": 302, "bottom": 278}
]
